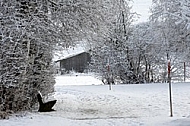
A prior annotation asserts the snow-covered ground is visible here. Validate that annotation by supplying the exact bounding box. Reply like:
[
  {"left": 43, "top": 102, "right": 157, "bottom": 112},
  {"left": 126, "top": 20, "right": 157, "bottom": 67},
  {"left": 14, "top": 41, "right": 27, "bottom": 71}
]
[{"left": 1, "top": 74, "right": 190, "bottom": 126}]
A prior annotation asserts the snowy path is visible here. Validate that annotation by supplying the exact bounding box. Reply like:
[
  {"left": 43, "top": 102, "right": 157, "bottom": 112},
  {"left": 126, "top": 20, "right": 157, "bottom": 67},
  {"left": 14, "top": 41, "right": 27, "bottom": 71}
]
[{"left": 1, "top": 75, "right": 190, "bottom": 126}]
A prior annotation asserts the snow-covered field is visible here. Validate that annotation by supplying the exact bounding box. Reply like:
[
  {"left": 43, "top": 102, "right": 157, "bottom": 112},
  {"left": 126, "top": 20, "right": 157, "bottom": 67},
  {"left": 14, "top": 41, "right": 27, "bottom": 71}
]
[{"left": 1, "top": 74, "right": 190, "bottom": 126}]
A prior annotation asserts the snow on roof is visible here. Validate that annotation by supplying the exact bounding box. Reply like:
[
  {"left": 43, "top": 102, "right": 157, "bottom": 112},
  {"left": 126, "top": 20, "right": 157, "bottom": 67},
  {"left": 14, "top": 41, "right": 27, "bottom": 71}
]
[{"left": 53, "top": 43, "right": 89, "bottom": 62}]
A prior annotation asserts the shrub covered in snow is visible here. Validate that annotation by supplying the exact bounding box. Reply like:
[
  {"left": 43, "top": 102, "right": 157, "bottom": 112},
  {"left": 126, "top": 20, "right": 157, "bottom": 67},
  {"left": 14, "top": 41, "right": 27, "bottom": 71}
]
[{"left": 0, "top": 0, "right": 55, "bottom": 118}]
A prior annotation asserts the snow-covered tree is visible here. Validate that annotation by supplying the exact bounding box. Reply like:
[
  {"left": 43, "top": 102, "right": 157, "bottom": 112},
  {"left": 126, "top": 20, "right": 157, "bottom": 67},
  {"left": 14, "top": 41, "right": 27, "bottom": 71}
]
[
  {"left": 128, "top": 22, "right": 156, "bottom": 83},
  {"left": 90, "top": 0, "right": 137, "bottom": 84},
  {"left": 150, "top": 0, "right": 190, "bottom": 81},
  {"left": 49, "top": 0, "right": 109, "bottom": 48}
]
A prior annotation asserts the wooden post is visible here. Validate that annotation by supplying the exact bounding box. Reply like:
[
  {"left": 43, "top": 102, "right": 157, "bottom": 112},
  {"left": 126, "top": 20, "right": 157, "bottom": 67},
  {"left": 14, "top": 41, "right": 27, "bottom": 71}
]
[
  {"left": 107, "top": 65, "right": 112, "bottom": 90},
  {"left": 184, "top": 62, "right": 186, "bottom": 82},
  {"left": 168, "top": 61, "right": 173, "bottom": 117}
]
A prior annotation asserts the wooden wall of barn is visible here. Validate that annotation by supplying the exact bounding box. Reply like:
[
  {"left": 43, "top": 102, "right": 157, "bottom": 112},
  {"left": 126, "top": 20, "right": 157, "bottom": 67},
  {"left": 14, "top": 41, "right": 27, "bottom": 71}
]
[{"left": 59, "top": 52, "right": 91, "bottom": 74}]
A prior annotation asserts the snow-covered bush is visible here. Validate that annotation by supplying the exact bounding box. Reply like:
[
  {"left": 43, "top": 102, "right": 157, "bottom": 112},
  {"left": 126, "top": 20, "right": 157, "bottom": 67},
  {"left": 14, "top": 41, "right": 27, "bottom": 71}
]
[{"left": 0, "top": 0, "right": 55, "bottom": 118}]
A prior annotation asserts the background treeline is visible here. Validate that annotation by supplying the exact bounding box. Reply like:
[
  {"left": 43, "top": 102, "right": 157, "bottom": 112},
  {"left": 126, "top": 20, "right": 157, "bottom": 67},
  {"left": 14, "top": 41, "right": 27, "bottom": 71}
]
[{"left": 89, "top": 0, "right": 190, "bottom": 84}]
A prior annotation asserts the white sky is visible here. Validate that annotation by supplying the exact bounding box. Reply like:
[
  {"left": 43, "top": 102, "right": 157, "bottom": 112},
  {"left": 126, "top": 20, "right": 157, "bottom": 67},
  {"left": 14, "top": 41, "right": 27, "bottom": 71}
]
[{"left": 132, "top": 0, "right": 152, "bottom": 23}]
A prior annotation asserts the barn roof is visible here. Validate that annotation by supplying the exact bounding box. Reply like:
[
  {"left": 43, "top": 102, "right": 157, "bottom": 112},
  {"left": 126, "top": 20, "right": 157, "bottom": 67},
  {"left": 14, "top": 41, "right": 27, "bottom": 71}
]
[
  {"left": 53, "top": 42, "right": 90, "bottom": 62},
  {"left": 56, "top": 51, "right": 89, "bottom": 62}
]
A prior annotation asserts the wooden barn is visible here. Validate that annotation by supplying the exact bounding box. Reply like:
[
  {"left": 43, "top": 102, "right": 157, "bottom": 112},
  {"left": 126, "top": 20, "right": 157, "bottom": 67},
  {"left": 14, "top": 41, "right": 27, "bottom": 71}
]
[{"left": 56, "top": 52, "right": 91, "bottom": 74}]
